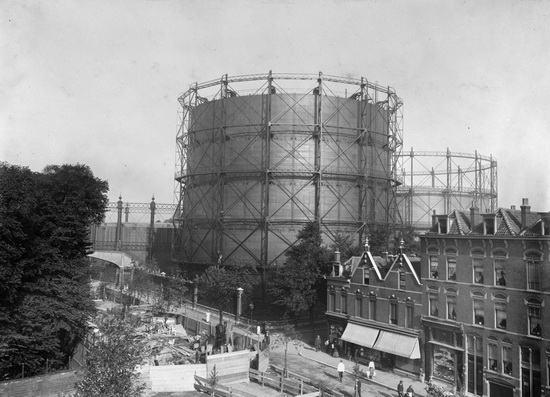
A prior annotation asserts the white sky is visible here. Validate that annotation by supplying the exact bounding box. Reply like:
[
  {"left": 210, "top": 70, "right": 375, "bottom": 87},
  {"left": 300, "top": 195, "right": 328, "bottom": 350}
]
[{"left": 1, "top": 0, "right": 549, "bottom": 210}]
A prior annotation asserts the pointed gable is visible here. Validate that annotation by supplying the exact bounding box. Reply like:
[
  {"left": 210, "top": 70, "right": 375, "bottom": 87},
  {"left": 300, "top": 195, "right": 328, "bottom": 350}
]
[
  {"left": 384, "top": 253, "right": 422, "bottom": 285},
  {"left": 362, "top": 251, "right": 385, "bottom": 281}
]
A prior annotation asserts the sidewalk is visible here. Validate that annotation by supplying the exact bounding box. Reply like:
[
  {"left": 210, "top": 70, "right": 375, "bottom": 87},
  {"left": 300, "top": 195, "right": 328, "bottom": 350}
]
[{"left": 299, "top": 346, "right": 427, "bottom": 397}]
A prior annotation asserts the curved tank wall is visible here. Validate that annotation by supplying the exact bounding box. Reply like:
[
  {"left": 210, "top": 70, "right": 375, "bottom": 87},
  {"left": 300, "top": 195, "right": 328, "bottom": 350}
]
[
  {"left": 396, "top": 149, "right": 498, "bottom": 231},
  {"left": 174, "top": 73, "right": 402, "bottom": 267}
]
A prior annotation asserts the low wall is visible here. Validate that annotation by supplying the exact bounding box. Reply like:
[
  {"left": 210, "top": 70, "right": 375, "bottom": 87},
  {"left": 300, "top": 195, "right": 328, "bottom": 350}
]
[
  {"left": 148, "top": 364, "right": 207, "bottom": 392},
  {"left": 206, "top": 350, "right": 251, "bottom": 384},
  {"left": 148, "top": 350, "right": 251, "bottom": 392},
  {"left": 0, "top": 370, "right": 79, "bottom": 397}
]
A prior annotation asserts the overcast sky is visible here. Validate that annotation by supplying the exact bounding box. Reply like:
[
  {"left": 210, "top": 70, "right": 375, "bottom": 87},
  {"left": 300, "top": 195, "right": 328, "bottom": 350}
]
[{"left": 1, "top": 0, "right": 549, "bottom": 211}]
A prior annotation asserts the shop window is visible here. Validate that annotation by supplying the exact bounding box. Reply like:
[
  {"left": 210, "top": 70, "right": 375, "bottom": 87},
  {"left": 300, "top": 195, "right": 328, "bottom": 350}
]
[
  {"left": 429, "top": 255, "right": 439, "bottom": 279},
  {"left": 503, "top": 345, "right": 513, "bottom": 375},
  {"left": 527, "top": 299, "right": 542, "bottom": 336},
  {"left": 473, "top": 299, "right": 484, "bottom": 325},
  {"left": 447, "top": 256, "right": 457, "bottom": 281},
  {"left": 433, "top": 345, "right": 456, "bottom": 383},
  {"left": 390, "top": 301, "right": 398, "bottom": 325},
  {"left": 473, "top": 257, "right": 484, "bottom": 284},
  {"left": 494, "top": 258, "right": 507, "bottom": 287},
  {"left": 526, "top": 256, "right": 541, "bottom": 291},
  {"left": 488, "top": 343, "right": 498, "bottom": 371},
  {"left": 429, "top": 294, "right": 439, "bottom": 317}
]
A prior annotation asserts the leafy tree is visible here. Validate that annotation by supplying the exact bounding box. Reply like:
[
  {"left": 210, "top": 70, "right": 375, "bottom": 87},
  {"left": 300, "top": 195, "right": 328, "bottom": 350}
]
[
  {"left": 75, "top": 315, "right": 145, "bottom": 397},
  {"left": 366, "top": 227, "right": 391, "bottom": 256},
  {"left": 269, "top": 222, "right": 331, "bottom": 323},
  {"left": 331, "top": 233, "right": 362, "bottom": 264},
  {"left": 197, "top": 259, "right": 257, "bottom": 325},
  {"left": 0, "top": 163, "right": 108, "bottom": 379},
  {"left": 393, "top": 225, "right": 419, "bottom": 255}
]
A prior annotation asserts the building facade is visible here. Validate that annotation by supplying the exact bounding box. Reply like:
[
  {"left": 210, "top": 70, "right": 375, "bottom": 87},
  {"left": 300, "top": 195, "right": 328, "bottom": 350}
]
[
  {"left": 421, "top": 200, "right": 550, "bottom": 397},
  {"left": 325, "top": 242, "right": 423, "bottom": 376}
]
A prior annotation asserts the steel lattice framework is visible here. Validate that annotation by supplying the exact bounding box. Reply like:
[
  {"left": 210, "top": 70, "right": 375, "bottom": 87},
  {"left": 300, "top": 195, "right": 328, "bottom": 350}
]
[
  {"left": 172, "top": 72, "right": 404, "bottom": 269},
  {"left": 396, "top": 148, "right": 498, "bottom": 230}
]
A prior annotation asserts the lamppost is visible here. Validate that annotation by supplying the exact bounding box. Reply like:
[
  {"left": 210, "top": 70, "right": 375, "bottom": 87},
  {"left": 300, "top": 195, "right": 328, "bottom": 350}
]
[
  {"left": 249, "top": 302, "right": 254, "bottom": 330},
  {"left": 236, "top": 287, "right": 243, "bottom": 323}
]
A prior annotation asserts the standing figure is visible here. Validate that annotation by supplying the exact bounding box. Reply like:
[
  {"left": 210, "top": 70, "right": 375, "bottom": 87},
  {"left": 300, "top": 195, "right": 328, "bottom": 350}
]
[
  {"left": 367, "top": 359, "right": 375, "bottom": 379},
  {"left": 397, "top": 380, "right": 404, "bottom": 397},
  {"left": 337, "top": 360, "right": 345, "bottom": 382},
  {"left": 406, "top": 384, "right": 414, "bottom": 397},
  {"left": 315, "top": 335, "right": 322, "bottom": 352}
]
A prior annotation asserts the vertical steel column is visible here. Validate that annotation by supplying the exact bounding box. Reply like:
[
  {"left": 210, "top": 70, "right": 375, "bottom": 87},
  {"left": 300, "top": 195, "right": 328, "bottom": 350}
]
[
  {"left": 216, "top": 75, "right": 228, "bottom": 264},
  {"left": 148, "top": 196, "right": 156, "bottom": 263},
  {"left": 358, "top": 78, "right": 367, "bottom": 242},
  {"left": 474, "top": 150, "right": 479, "bottom": 207},
  {"left": 446, "top": 148, "right": 451, "bottom": 214},
  {"left": 490, "top": 156, "right": 498, "bottom": 211},
  {"left": 313, "top": 72, "right": 323, "bottom": 224},
  {"left": 116, "top": 196, "right": 123, "bottom": 250},
  {"left": 409, "top": 148, "right": 414, "bottom": 225},
  {"left": 261, "top": 71, "right": 273, "bottom": 268}
]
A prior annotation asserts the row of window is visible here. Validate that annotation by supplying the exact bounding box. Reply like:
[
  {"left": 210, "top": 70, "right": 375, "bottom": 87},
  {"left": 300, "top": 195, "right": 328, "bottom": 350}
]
[
  {"left": 329, "top": 293, "right": 415, "bottom": 329},
  {"left": 428, "top": 254, "right": 542, "bottom": 290},
  {"left": 485, "top": 340, "right": 542, "bottom": 383},
  {"left": 428, "top": 292, "right": 543, "bottom": 336}
]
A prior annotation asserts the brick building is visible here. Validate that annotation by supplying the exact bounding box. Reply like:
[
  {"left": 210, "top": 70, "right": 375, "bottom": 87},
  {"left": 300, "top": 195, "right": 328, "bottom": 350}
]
[
  {"left": 325, "top": 240, "right": 423, "bottom": 376},
  {"left": 420, "top": 199, "right": 550, "bottom": 397}
]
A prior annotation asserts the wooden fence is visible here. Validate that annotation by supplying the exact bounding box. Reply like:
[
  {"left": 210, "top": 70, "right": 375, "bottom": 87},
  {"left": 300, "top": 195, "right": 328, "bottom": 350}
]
[
  {"left": 249, "top": 368, "right": 318, "bottom": 396},
  {"left": 194, "top": 375, "right": 257, "bottom": 397}
]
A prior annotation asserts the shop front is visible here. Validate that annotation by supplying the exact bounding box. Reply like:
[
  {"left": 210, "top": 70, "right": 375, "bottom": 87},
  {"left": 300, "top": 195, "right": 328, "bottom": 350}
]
[
  {"left": 424, "top": 323, "right": 465, "bottom": 393},
  {"left": 340, "top": 322, "right": 420, "bottom": 374}
]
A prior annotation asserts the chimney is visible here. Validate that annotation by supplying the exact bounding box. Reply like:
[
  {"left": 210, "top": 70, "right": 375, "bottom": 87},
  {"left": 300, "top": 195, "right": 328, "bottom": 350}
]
[
  {"left": 540, "top": 212, "right": 550, "bottom": 236},
  {"left": 470, "top": 206, "right": 480, "bottom": 228},
  {"left": 521, "top": 198, "right": 531, "bottom": 227},
  {"left": 332, "top": 250, "right": 342, "bottom": 276},
  {"left": 510, "top": 205, "right": 516, "bottom": 210}
]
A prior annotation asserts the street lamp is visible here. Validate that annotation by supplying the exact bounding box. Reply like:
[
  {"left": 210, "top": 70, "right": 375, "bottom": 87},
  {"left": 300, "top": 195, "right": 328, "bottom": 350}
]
[
  {"left": 249, "top": 302, "right": 254, "bottom": 330},
  {"left": 236, "top": 287, "right": 243, "bottom": 323}
]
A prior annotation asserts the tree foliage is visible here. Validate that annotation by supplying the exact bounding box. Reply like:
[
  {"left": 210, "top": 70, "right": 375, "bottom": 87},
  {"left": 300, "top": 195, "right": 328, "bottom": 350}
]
[
  {"left": 0, "top": 163, "right": 108, "bottom": 379},
  {"left": 75, "top": 315, "right": 145, "bottom": 397},
  {"left": 331, "top": 233, "right": 362, "bottom": 264},
  {"left": 197, "top": 259, "right": 258, "bottom": 323},
  {"left": 269, "top": 222, "right": 331, "bottom": 320}
]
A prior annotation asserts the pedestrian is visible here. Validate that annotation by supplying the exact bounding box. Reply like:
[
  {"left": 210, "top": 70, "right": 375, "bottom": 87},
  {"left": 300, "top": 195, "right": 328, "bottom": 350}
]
[
  {"left": 355, "top": 377, "right": 362, "bottom": 397},
  {"left": 337, "top": 360, "right": 345, "bottom": 382},
  {"left": 406, "top": 384, "right": 414, "bottom": 397},
  {"left": 315, "top": 335, "right": 322, "bottom": 352},
  {"left": 397, "top": 380, "right": 404, "bottom": 397},
  {"left": 368, "top": 359, "right": 375, "bottom": 379}
]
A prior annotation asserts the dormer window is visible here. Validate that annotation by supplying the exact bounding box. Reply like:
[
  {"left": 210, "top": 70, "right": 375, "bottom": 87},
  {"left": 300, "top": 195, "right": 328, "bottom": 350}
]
[
  {"left": 439, "top": 218, "right": 447, "bottom": 234},
  {"left": 485, "top": 217, "right": 495, "bottom": 235}
]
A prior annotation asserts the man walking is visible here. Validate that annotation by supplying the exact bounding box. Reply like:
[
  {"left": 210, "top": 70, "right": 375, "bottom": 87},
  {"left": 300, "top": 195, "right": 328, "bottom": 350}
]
[
  {"left": 337, "top": 360, "right": 345, "bottom": 382},
  {"left": 315, "top": 335, "right": 322, "bottom": 352},
  {"left": 397, "top": 380, "right": 404, "bottom": 397}
]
